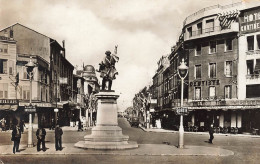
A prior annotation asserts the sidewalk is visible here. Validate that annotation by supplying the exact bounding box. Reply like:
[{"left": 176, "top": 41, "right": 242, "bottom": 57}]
[
  {"left": 0, "top": 143, "right": 234, "bottom": 156},
  {"left": 0, "top": 126, "right": 92, "bottom": 133},
  {"left": 140, "top": 127, "right": 260, "bottom": 138}
]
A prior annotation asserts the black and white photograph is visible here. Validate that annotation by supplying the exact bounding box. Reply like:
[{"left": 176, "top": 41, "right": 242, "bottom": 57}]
[{"left": 0, "top": 0, "right": 260, "bottom": 163}]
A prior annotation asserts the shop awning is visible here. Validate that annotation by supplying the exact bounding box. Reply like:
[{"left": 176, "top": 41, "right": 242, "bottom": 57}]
[
  {"left": 0, "top": 105, "right": 18, "bottom": 111},
  {"left": 187, "top": 105, "right": 260, "bottom": 110}
]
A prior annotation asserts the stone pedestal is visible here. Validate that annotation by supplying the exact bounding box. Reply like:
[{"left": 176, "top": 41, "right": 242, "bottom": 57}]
[{"left": 75, "top": 91, "right": 138, "bottom": 149}]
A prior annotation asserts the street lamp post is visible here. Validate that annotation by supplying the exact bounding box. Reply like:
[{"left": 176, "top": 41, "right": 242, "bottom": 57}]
[
  {"left": 54, "top": 72, "right": 59, "bottom": 126},
  {"left": 177, "top": 58, "right": 188, "bottom": 149},
  {"left": 54, "top": 108, "right": 59, "bottom": 126},
  {"left": 25, "top": 56, "right": 36, "bottom": 148}
]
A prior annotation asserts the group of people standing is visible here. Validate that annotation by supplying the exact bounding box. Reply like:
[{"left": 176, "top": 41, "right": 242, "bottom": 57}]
[{"left": 11, "top": 124, "right": 63, "bottom": 154}]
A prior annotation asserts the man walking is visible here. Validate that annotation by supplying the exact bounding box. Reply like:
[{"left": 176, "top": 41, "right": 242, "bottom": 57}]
[
  {"left": 55, "top": 125, "right": 63, "bottom": 151},
  {"left": 36, "top": 126, "right": 46, "bottom": 151},
  {"left": 209, "top": 124, "right": 214, "bottom": 144},
  {"left": 11, "top": 125, "right": 21, "bottom": 154}
]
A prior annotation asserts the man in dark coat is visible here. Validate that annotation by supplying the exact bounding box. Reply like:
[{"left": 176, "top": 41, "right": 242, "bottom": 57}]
[
  {"left": 78, "top": 119, "right": 82, "bottom": 131},
  {"left": 36, "top": 126, "right": 46, "bottom": 151},
  {"left": 209, "top": 124, "right": 214, "bottom": 144},
  {"left": 55, "top": 125, "right": 63, "bottom": 151},
  {"left": 11, "top": 125, "right": 21, "bottom": 154}
]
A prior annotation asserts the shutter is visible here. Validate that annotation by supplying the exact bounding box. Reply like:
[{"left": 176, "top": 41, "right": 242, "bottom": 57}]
[{"left": 3, "top": 60, "right": 7, "bottom": 74}]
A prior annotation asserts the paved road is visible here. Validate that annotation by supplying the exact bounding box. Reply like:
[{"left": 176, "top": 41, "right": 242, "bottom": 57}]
[{"left": 0, "top": 118, "right": 260, "bottom": 164}]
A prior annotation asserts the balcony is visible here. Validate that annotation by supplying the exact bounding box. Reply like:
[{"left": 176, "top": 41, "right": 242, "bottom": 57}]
[
  {"left": 246, "top": 50, "right": 260, "bottom": 59},
  {"left": 246, "top": 74, "right": 260, "bottom": 84},
  {"left": 184, "top": 23, "right": 239, "bottom": 41}
]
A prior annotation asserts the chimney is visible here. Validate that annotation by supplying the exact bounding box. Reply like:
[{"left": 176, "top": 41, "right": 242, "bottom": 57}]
[{"left": 10, "top": 26, "right": 14, "bottom": 40}]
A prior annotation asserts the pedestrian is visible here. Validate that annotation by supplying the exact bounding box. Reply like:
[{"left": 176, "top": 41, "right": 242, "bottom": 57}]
[
  {"left": 36, "top": 125, "right": 46, "bottom": 152},
  {"left": 11, "top": 125, "right": 21, "bottom": 154},
  {"left": 55, "top": 124, "right": 63, "bottom": 151},
  {"left": 209, "top": 124, "right": 214, "bottom": 144},
  {"left": 78, "top": 118, "right": 82, "bottom": 131},
  {"left": 50, "top": 118, "right": 54, "bottom": 130},
  {"left": 20, "top": 120, "right": 25, "bottom": 133},
  {"left": 1, "top": 118, "right": 6, "bottom": 131}
]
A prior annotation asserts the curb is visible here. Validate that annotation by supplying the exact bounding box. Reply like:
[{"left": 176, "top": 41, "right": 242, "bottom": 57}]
[
  {"left": 140, "top": 127, "right": 260, "bottom": 138},
  {"left": 0, "top": 144, "right": 234, "bottom": 156}
]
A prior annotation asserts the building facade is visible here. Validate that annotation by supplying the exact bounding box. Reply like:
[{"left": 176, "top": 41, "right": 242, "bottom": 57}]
[
  {"left": 0, "top": 23, "right": 75, "bottom": 128},
  {"left": 0, "top": 35, "right": 18, "bottom": 129}
]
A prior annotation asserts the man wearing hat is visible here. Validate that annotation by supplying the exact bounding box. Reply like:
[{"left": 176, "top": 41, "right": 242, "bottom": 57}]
[{"left": 97, "top": 48, "right": 119, "bottom": 90}]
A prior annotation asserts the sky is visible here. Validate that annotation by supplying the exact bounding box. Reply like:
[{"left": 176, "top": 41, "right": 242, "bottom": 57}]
[{"left": 0, "top": 0, "right": 247, "bottom": 111}]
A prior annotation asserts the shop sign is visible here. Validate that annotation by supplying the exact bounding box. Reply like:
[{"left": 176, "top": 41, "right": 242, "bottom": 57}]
[
  {"left": 24, "top": 105, "right": 36, "bottom": 112},
  {"left": 59, "top": 77, "right": 68, "bottom": 84},
  {"left": 175, "top": 107, "right": 189, "bottom": 116},
  {"left": 189, "top": 80, "right": 220, "bottom": 86},
  {"left": 240, "top": 8, "right": 260, "bottom": 34},
  {"left": 0, "top": 99, "right": 19, "bottom": 105}
]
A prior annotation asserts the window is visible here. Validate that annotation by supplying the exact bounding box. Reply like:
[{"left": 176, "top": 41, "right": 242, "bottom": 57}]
[
  {"left": 209, "top": 63, "right": 216, "bottom": 78},
  {"left": 195, "top": 44, "right": 201, "bottom": 56},
  {"left": 187, "top": 27, "right": 192, "bottom": 37},
  {"left": 197, "top": 23, "right": 202, "bottom": 35},
  {"left": 247, "top": 36, "right": 254, "bottom": 51},
  {"left": 9, "top": 60, "right": 14, "bottom": 75},
  {"left": 209, "top": 86, "right": 216, "bottom": 100},
  {"left": 0, "top": 83, "right": 8, "bottom": 98},
  {"left": 224, "top": 86, "right": 231, "bottom": 99},
  {"left": 0, "top": 59, "right": 7, "bottom": 74},
  {"left": 195, "top": 65, "right": 201, "bottom": 79},
  {"left": 22, "top": 86, "right": 30, "bottom": 100},
  {"left": 0, "top": 44, "right": 8, "bottom": 53},
  {"left": 225, "top": 61, "right": 232, "bottom": 77},
  {"left": 205, "top": 19, "right": 214, "bottom": 33},
  {"left": 247, "top": 60, "right": 254, "bottom": 75},
  {"left": 209, "top": 41, "right": 216, "bottom": 53},
  {"left": 23, "top": 66, "right": 29, "bottom": 79},
  {"left": 225, "top": 39, "right": 233, "bottom": 51},
  {"left": 257, "top": 35, "right": 260, "bottom": 50},
  {"left": 195, "top": 87, "right": 201, "bottom": 100}
]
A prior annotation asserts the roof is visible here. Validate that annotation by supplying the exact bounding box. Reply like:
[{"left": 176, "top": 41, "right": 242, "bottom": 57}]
[{"left": 0, "top": 23, "right": 53, "bottom": 40}]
